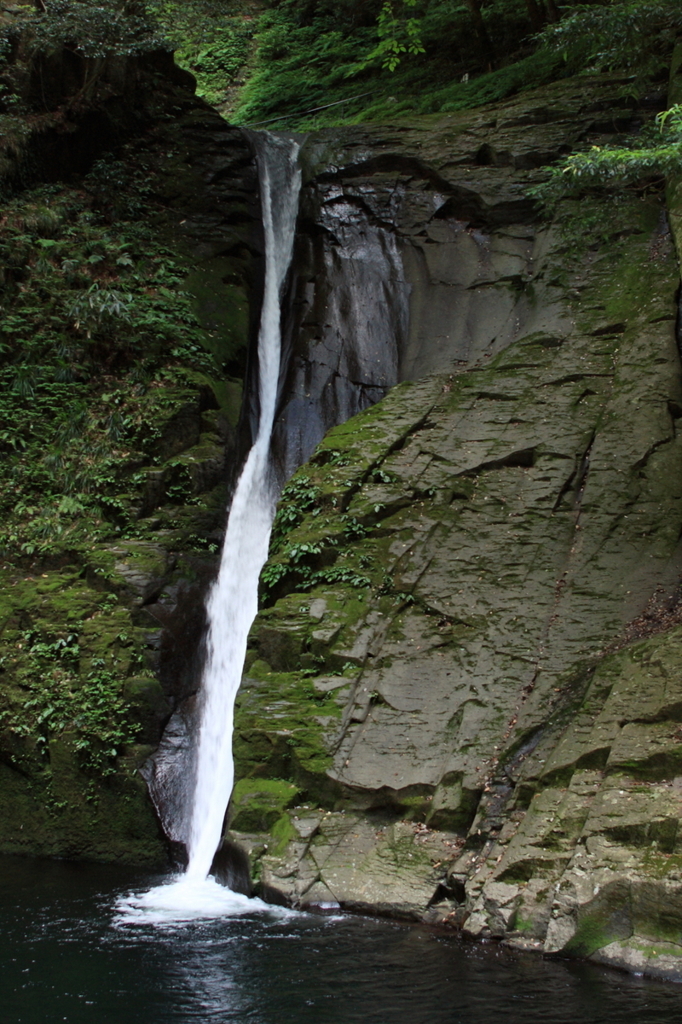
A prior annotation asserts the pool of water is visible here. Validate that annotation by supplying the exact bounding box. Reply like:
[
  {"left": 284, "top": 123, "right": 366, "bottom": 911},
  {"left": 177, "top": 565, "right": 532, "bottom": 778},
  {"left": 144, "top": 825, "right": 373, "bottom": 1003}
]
[{"left": 2, "top": 856, "right": 680, "bottom": 1024}]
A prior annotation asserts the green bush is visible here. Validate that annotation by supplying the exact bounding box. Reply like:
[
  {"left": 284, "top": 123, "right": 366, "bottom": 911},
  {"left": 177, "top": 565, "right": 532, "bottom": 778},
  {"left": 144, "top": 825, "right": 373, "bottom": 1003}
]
[
  {"left": 531, "top": 105, "right": 682, "bottom": 207},
  {"left": 537, "top": 0, "right": 682, "bottom": 87},
  {"left": 147, "top": 0, "right": 253, "bottom": 106},
  {"left": 0, "top": 159, "right": 223, "bottom": 558}
]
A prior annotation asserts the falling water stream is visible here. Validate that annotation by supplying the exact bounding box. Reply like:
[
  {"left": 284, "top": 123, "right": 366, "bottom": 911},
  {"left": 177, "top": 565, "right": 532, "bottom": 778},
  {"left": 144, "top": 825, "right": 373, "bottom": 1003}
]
[
  {"left": 119, "top": 132, "right": 301, "bottom": 919},
  {"left": 185, "top": 133, "right": 301, "bottom": 882}
]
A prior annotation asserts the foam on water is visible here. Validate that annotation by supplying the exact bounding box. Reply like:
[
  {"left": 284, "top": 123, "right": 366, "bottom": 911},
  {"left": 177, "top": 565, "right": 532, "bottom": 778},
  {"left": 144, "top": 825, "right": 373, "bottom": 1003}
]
[{"left": 113, "top": 876, "right": 293, "bottom": 927}]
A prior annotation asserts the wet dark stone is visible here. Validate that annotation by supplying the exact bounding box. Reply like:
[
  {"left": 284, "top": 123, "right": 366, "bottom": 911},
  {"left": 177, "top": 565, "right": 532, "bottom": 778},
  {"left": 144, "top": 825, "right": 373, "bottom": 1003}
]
[
  {"left": 139, "top": 698, "right": 199, "bottom": 849},
  {"left": 210, "top": 838, "right": 252, "bottom": 896},
  {"left": 271, "top": 172, "right": 408, "bottom": 482}
]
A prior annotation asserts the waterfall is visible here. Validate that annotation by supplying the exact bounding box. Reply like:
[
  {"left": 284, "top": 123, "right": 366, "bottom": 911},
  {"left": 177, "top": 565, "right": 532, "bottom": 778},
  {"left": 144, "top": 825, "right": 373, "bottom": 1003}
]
[
  {"left": 134, "top": 123, "right": 410, "bottom": 908},
  {"left": 185, "top": 133, "right": 301, "bottom": 881}
]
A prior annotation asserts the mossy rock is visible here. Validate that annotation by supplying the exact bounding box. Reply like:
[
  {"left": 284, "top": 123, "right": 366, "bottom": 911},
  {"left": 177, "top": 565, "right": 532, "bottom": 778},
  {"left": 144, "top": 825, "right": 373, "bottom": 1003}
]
[{"left": 230, "top": 778, "right": 301, "bottom": 832}]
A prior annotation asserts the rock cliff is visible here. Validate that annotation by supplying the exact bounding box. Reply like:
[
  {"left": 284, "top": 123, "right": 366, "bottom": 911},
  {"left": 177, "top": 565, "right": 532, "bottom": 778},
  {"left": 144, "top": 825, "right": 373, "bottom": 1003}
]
[{"left": 228, "top": 71, "right": 682, "bottom": 979}]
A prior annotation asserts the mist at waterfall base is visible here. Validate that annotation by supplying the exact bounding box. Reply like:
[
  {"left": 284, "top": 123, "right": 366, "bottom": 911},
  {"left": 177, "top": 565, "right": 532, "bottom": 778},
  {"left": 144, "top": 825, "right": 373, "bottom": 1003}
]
[{"left": 5, "top": 858, "right": 681, "bottom": 1024}]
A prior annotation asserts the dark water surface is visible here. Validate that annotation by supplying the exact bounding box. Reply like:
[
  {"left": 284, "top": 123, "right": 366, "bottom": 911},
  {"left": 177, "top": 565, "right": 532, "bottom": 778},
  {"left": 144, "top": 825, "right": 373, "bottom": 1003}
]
[{"left": 1, "top": 856, "right": 680, "bottom": 1024}]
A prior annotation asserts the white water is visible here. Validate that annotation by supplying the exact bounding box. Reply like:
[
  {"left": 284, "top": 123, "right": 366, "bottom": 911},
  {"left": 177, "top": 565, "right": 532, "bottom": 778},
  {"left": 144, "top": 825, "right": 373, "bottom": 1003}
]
[
  {"left": 186, "top": 134, "right": 301, "bottom": 881},
  {"left": 118, "top": 135, "right": 301, "bottom": 923},
  {"left": 114, "top": 876, "right": 276, "bottom": 927}
]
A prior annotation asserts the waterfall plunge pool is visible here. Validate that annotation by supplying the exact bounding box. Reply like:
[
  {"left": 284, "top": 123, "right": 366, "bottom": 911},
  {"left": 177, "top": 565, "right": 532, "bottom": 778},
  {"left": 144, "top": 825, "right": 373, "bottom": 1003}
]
[{"left": 3, "top": 856, "right": 680, "bottom": 1024}]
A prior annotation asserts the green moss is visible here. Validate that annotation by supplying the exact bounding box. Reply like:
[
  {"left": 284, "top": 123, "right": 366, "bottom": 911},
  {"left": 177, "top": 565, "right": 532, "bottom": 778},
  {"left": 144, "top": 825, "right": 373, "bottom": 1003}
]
[
  {"left": 0, "top": 743, "right": 166, "bottom": 865},
  {"left": 234, "top": 668, "right": 337, "bottom": 793},
  {"left": 209, "top": 379, "right": 242, "bottom": 427},
  {"left": 270, "top": 812, "right": 297, "bottom": 856},
  {"left": 564, "top": 914, "right": 612, "bottom": 957},
  {"left": 0, "top": 553, "right": 172, "bottom": 862},
  {"left": 184, "top": 264, "right": 249, "bottom": 368},
  {"left": 384, "top": 830, "right": 433, "bottom": 871},
  {"left": 0, "top": 624, "right": 166, "bottom": 862},
  {"left": 626, "top": 938, "right": 682, "bottom": 959},
  {"left": 230, "top": 778, "right": 301, "bottom": 832}
]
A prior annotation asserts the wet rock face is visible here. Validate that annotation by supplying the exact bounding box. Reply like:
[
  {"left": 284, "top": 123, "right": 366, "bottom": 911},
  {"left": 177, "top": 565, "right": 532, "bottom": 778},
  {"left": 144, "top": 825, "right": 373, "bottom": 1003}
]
[
  {"left": 272, "top": 76, "right": 635, "bottom": 478},
  {"left": 272, "top": 179, "right": 407, "bottom": 481},
  {"left": 229, "top": 74, "right": 682, "bottom": 978}
]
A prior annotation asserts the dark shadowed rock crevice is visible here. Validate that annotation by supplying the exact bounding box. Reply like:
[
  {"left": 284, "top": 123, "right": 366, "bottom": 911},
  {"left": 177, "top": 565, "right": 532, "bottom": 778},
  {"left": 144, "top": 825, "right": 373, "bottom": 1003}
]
[
  {"left": 271, "top": 173, "right": 408, "bottom": 482},
  {"left": 269, "top": 76, "right": 640, "bottom": 482}
]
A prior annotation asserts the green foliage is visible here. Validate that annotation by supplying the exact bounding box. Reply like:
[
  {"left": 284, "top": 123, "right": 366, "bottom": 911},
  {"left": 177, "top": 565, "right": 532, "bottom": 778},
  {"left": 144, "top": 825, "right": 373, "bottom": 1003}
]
[
  {"left": 312, "top": 565, "right": 371, "bottom": 588},
  {"left": 325, "top": 449, "right": 353, "bottom": 466},
  {"left": 0, "top": 164, "right": 224, "bottom": 558},
  {"left": 260, "top": 559, "right": 290, "bottom": 593},
  {"left": 351, "top": 0, "right": 425, "bottom": 73},
  {"left": 538, "top": 0, "right": 682, "bottom": 87},
  {"left": 260, "top": 537, "right": 372, "bottom": 600},
  {"left": 548, "top": 195, "right": 628, "bottom": 266},
  {"left": 371, "top": 467, "right": 397, "bottom": 484},
  {"left": 0, "top": 637, "right": 140, "bottom": 776},
  {"left": 6, "top": 0, "right": 163, "bottom": 60},
  {"left": 264, "top": 463, "right": 382, "bottom": 598},
  {"left": 232, "top": 0, "right": 567, "bottom": 128},
  {"left": 429, "top": 47, "right": 563, "bottom": 113},
  {"left": 262, "top": 501, "right": 379, "bottom": 603},
  {"left": 340, "top": 514, "right": 367, "bottom": 540},
  {"left": 234, "top": 2, "right": 377, "bottom": 126},
  {"left": 222, "top": 0, "right": 682, "bottom": 128},
  {"left": 531, "top": 105, "right": 682, "bottom": 207},
  {"left": 0, "top": 173, "right": 215, "bottom": 376},
  {"left": 270, "top": 475, "right": 322, "bottom": 551},
  {"left": 147, "top": 0, "right": 254, "bottom": 107}
]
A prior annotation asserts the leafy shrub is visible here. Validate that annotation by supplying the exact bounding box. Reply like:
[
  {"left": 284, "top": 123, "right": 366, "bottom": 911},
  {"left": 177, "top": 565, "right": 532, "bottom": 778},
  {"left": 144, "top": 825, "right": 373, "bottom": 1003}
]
[
  {"left": 0, "top": 162, "right": 224, "bottom": 558},
  {"left": 537, "top": 0, "right": 682, "bottom": 87},
  {"left": 531, "top": 105, "right": 682, "bottom": 207},
  {"left": 147, "top": 0, "right": 253, "bottom": 106},
  {"left": 0, "top": 642, "right": 140, "bottom": 776},
  {"left": 20, "top": 0, "right": 163, "bottom": 59},
  {"left": 270, "top": 475, "right": 322, "bottom": 551}
]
